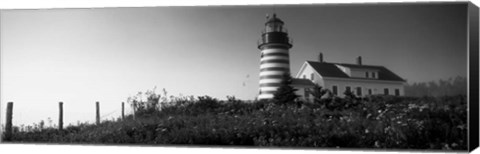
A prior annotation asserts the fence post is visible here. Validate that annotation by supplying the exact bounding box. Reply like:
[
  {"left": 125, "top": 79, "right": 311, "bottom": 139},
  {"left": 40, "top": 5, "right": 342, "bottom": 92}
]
[
  {"left": 122, "top": 102, "right": 125, "bottom": 120},
  {"left": 96, "top": 101, "right": 100, "bottom": 125},
  {"left": 59, "top": 102, "right": 63, "bottom": 130},
  {"left": 133, "top": 105, "right": 136, "bottom": 120},
  {"left": 5, "top": 102, "right": 13, "bottom": 141}
]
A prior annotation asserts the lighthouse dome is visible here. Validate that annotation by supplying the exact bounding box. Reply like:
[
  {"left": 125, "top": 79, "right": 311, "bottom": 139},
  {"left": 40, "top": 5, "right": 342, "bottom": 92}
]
[{"left": 265, "top": 13, "right": 284, "bottom": 25}]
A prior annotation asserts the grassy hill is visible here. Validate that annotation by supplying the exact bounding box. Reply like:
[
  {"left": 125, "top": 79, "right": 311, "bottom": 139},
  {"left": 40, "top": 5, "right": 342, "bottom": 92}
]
[{"left": 3, "top": 93, "right": 467, "bottom": 150}]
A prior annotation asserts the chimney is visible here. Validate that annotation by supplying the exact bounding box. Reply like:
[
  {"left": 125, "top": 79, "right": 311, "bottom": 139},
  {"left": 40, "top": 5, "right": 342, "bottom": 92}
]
[
  {"left": 318, "top": 52, "right": 324, "bottom": 63},
  {"left": 356, "top": 56, "right": 362, "bottom": 65}
]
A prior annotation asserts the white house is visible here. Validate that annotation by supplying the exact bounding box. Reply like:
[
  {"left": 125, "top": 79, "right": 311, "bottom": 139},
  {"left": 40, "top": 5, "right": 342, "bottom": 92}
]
[{"left": 293, "top": 53, "right": 406, "bottom": 100}]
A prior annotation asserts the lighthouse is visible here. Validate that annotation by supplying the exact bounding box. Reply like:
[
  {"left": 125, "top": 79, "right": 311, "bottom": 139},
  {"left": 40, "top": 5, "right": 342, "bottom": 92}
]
[{"left": 257, "top": 13, "right": 293, "bottom": 100}]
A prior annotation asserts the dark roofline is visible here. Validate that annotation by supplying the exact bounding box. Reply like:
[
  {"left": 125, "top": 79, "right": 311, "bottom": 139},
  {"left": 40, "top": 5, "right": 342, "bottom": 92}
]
[
  {"left": 306, "top": 61, "right": 384, "bottom": 68},
  {"left": 291, "top": 78, "right": 316, "bottom": 87}
]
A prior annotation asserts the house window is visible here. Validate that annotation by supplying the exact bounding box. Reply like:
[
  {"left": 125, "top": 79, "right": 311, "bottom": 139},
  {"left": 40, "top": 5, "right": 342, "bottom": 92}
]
[
  {"left": 345, "top": 86, "right": 351, "bottom": 93},
  {"left": 372, "top": 72, "right": 376, "bottom": 78},
  {"left": 356, "top": 87, "right": 362, "bottom": 96},
  {"left": 365, "top": 72, "right": 369, "bottom": 78},
  {"left": 395, "top": 89, "right": 400, "bottom": 96},
  {"left": 303, "top": 75, "right": 306, "bottom": 79},
  {"left": 332, "top": 86, "right": 338, "bottom": 95},
  {"left": 368, "top": 89, "right": 372, "bottom": 95},
  {"left": 304, "top": 88, "right": 310, "bottom": 98},
  {"left": 310, "top": 73, "right": 314, "bottom": 80},
  {"left": 384, "top": 88, "right": 389, "bottom": 95}
]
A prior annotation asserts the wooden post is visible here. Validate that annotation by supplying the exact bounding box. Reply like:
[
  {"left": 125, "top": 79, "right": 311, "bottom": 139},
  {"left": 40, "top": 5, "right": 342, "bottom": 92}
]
[
  {"left": 121, "top": 102, "right": 125, "bottom": 120},
  {"left": 133, "top": 104, "right": 136, "bottom": 120},
  {"left": 59, "top": 102, "right": 63, "bottom": 130},
  {"left": 96, "top": 101, "right": 100, "bottom": 125},
  {"left": 5, "top": 102, "right": 13, "bottom": 141}
]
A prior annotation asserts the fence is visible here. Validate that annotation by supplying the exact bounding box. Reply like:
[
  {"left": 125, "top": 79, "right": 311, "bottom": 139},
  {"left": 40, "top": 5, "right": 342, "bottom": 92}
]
[{"left": 2, "top": 101, "right": 127, "bottom": 141}]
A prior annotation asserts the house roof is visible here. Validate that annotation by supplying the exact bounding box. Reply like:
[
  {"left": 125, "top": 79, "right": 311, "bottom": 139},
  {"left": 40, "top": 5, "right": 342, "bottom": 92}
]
[
  {"left": 291, "top": 78, "right": 316, "bottom": 87},
  {"left": 306, "top": 61, "right": 406, "bottom": 82}
]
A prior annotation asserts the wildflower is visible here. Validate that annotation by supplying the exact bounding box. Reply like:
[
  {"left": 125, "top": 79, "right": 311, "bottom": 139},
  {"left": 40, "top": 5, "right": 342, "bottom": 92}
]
[
  {"left": 268, "top": 138, "right": 274, "bottom": 143},
  {"left": 374, "top": 141, "right": 381, "bottom": 148},
  {"left": 384, "top": 126, "right": 391, "bottom": 133},
  {"left": 443, "top": 143, "right": 451, "bottom": 150},
  {"left": 366, "top": 113, "right": 372, "bottom": 119},
  {"left": 408, "top": 104, "right": 418, "bottom": 109}
]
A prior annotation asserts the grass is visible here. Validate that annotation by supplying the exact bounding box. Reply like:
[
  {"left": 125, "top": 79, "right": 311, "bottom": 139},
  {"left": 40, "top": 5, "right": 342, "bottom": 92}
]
[{"left": 2, "top": 94, "right": 468, "bottom": 150}]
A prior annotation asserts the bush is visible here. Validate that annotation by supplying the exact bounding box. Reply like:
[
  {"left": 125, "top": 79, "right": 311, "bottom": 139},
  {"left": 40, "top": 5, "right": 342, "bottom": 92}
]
[{"left": 273, "top": 73, "right": 299, "bottom": 105}]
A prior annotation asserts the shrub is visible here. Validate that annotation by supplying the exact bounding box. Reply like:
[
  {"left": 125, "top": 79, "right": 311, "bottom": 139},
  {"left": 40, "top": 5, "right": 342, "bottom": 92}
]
[{"left": 273, "top": 73, "right": 299, "bottom": 105}]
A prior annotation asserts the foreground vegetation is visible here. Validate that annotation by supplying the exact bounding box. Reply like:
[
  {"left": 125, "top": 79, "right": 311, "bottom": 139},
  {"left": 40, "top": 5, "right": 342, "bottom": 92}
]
[{"left": 3, "top": 91, "right": 467, "bottom": 150}]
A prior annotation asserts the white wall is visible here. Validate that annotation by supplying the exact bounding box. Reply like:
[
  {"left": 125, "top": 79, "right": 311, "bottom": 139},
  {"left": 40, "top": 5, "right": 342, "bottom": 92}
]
[
  {"left": 323, "top": 78, "right": 404, "bottom": 97},
  {"left": 295, "top": 64, "right": 324, "bottom": 101},
  {"left": 296, "top": 64, "right": 324, "bottom": 87}
]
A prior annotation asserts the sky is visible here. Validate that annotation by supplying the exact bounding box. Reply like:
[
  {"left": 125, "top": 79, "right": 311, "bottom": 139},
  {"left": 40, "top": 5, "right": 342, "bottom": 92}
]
[{"left": 0, "top": 3, "right": 468, "bottom": 126}]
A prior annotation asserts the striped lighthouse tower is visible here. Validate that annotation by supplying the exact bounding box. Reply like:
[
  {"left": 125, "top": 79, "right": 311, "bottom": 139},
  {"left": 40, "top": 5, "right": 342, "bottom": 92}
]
[{"left": 257, "top": 13, "right": 293, "bottom": 100}]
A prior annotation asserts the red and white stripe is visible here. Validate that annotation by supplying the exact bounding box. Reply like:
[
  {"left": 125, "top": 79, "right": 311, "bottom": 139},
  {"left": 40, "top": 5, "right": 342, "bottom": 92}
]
[{"left": 258, "top": 48, "right": 290, "bottom": 99}]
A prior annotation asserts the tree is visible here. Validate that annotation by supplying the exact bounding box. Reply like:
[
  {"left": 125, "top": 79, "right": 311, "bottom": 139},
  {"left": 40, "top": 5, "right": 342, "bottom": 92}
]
[
  {"left": 273, "top": 73, "right": 299, "bottom": 105},
  {"left": 310, "top": 84, "right": 328, "bottom": 104},
  {"left": 343, "top": 88, "right": 356, "bottom": 99},
  {"left": 404, "top": 76, "right": 467, "bottom": 97}
]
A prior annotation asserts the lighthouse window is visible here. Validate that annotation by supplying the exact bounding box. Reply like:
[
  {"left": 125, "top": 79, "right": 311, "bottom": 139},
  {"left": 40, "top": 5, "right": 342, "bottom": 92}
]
[
  {"left": 266, "top": 26, "right": 273, "bottom": 32},
  {"left": 266, "top": 24, "right": 282, "bottom": 32}
]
